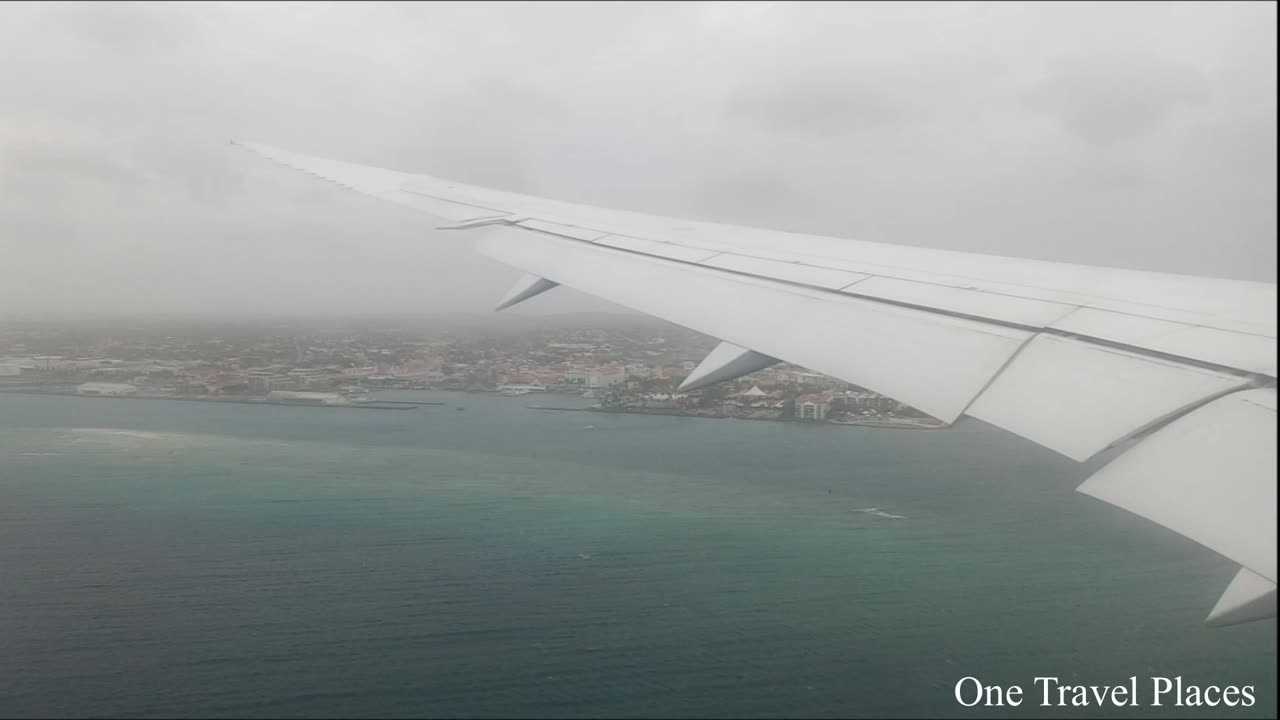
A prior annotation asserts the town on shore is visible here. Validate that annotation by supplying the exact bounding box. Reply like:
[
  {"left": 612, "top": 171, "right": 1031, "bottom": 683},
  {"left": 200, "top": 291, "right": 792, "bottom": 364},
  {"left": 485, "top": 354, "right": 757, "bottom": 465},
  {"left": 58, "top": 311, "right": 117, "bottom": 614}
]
[{"left": 0, "top": 314, "right": 945, "bottom": 428}]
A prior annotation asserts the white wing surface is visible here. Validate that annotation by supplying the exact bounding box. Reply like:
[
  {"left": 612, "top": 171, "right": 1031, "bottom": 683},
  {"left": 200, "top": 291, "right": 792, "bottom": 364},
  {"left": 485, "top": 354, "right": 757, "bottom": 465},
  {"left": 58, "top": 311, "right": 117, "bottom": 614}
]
[{"left": 233, "top": 141, "right": 1277, "bottom": 625}]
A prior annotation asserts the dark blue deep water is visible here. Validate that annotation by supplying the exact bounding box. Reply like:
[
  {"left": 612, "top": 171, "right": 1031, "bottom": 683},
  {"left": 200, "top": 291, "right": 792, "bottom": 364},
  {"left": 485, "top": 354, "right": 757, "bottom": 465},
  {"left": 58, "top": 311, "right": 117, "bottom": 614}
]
[{"left": 0, "top": 391, "right": 1274, "bottom": 718}]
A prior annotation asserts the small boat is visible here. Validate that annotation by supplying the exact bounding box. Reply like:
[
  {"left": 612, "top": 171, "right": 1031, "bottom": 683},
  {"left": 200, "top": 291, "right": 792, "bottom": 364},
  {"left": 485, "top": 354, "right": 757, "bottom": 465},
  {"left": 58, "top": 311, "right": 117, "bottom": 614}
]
[
  {"left": 456, "top": 406, "right": 465, "bottom": 411},
  {"left": 583, "top": 424, "right": 595, "bottom": 430}
]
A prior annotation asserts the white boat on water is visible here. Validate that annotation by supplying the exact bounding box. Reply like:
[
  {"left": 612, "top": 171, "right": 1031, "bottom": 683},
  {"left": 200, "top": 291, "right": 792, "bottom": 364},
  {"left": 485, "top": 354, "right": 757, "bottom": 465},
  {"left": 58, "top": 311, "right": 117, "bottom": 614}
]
[{"left": 850, "top": 507, "right": 907, "bottom": 520}]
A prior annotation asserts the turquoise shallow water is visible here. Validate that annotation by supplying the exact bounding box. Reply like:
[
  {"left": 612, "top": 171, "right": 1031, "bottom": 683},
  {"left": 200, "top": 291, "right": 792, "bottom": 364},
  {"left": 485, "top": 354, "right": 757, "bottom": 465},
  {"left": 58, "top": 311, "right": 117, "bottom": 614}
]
[{"left": 0, "top": 391, "right": 1274, "bottom": 718}]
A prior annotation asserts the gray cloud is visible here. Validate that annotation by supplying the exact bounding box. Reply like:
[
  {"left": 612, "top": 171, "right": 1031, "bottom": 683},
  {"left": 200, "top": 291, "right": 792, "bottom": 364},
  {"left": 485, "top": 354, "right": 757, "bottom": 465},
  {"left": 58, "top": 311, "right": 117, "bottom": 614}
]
[
  {"left": 1023, "top": 54, "right": 1212, "bottom": 145},
  {"left": 0, "top": 0, "right": 1273, "bottom": 318},
  {"left": 727, "top": 69, "right": 910, "bottom": 137},
  {"left": 2, "top": 141, "right": 142, "bottom": 186},
  {"left": 47, "top": 0, "right": 213, "bottom": 55}
]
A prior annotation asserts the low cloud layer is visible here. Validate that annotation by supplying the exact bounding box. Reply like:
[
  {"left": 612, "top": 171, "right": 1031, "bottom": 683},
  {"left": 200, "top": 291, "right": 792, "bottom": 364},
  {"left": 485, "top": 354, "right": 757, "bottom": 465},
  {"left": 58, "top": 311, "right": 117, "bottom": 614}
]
[{"left": 0, "top": 1, "right": 1274, "bottom": 317}]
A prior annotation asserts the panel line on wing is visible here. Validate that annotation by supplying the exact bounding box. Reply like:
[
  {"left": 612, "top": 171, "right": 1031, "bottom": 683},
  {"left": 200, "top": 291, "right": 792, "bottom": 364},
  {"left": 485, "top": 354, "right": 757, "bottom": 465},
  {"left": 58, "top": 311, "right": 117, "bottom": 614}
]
[
  {"left": 475, "top": 228, "right": 1030, "bottom": 423},
  {"left": 669, "top": 243, "right": 1274, "bottom": 339},
  {"left": 568, "top": 234, "right": 1031, "bottom": 341},
  {"left": 491, "top": 224, "right": 1273, "bottom": 382},
  {"left": 968, "top": 334, "right": 1254, "bottom": 461},
  {"left": 954, "top": 331, "right": 1039, "bottom": 420},
  {"left": 1101, "top": 380, "right": 1260, "bottom": 455},
  {"left": 838, "top": 276, "right": 873, "bottom": 291}
]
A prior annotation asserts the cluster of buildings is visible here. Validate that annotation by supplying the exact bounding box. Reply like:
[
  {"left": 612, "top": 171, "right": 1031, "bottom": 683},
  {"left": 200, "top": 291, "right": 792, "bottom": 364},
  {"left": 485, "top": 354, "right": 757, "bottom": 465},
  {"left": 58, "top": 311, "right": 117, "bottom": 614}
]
[
  {"left": 603, "top": 382, "right": 916, "bottom": 423},
  {"left": 0, "top": 318, "right": 933, "bottom": 424}
]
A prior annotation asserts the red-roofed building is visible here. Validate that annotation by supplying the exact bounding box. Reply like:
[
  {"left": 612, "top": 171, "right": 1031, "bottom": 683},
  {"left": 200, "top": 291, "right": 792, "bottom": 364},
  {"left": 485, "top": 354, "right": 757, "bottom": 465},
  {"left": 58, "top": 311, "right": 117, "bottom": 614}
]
[{"left": 796, "top": 391, "right": 835, "bottom": 421}]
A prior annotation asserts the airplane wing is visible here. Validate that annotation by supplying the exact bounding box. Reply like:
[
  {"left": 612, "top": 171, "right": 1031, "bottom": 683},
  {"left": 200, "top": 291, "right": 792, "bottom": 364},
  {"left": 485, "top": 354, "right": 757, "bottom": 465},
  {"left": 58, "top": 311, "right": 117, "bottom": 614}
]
[{"left": 232, "top": 140, "right": 1277, "bottom": 626}]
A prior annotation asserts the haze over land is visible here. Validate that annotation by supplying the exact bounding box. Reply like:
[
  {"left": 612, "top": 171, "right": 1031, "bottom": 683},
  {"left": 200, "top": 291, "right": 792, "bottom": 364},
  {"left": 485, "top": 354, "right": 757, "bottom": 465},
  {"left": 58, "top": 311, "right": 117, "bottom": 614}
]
[{"left": 0, "top": 1, "right": 1275, "bottom": 318}]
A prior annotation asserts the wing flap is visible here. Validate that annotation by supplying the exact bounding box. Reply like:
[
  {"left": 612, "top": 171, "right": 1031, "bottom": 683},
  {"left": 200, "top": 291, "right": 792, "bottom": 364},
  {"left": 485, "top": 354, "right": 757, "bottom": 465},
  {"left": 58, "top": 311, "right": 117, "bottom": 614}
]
[
  {"left": 967, "top": 335, "right": 1250, "bottom": 461},
  {"left": 1077, "top": 388, "right": 1277, "bottom": 583}
]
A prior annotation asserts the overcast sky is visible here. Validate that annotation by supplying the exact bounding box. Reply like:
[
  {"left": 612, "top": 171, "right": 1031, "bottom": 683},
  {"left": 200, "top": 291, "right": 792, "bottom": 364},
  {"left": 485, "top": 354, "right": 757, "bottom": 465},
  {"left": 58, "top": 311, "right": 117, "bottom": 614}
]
[{"left": 0, "top": 1, "right": 1275, "bottom": 317}]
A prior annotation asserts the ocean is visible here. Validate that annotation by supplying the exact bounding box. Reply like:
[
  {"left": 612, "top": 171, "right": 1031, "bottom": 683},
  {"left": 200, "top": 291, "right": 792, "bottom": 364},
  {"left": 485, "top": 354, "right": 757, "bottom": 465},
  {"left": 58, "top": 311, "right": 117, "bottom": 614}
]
[{"left": 0, "top": 391, "right": 1274, "bottom": 718}]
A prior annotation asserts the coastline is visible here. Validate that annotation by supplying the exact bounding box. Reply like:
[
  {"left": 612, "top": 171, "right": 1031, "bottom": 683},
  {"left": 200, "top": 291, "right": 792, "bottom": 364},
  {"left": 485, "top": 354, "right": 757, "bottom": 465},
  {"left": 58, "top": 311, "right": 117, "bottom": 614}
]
[
  {"left": 532, "top": 403, "right": 949, "bottom": 429},
  {"left": 0, "top": 388, "right": 421, "bottom": 410},
  {"left": 1, "top": 387, "right": 949, "bottom": 429}
]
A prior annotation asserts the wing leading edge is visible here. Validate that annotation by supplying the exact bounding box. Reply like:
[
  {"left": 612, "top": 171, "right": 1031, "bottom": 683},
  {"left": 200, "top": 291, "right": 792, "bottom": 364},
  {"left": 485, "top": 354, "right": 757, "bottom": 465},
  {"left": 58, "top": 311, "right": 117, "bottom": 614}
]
[{"left": 233, "top": 140, "right": 1277, "bottom": 625}]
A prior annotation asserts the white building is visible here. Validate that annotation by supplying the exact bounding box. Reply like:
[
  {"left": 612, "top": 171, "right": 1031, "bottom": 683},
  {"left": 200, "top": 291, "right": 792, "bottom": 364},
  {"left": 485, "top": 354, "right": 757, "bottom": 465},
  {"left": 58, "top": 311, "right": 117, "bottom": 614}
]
[
  {"left": 796, "top": 393, "right": 831, "bottom": 421},
  {"left": 637, "top": 392, "right": 691, "bottom": 409},
  {"left": 586, "top": 367, "right": 625, "bottom": 388},
  {"left": 624, "top": 364, "right": 652, "bottom": 379},
  {"left": 33, "top": 356, "right": 66, "bottom": 371},
  {"left": 248, "top": 371, "right": 275, "bottom": 394},
  {"left": 845, "top": 391, "right": 895, "bottom": 410},
  {"left": 77, "top": 382, "right": 138, "bottom": 397}
]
